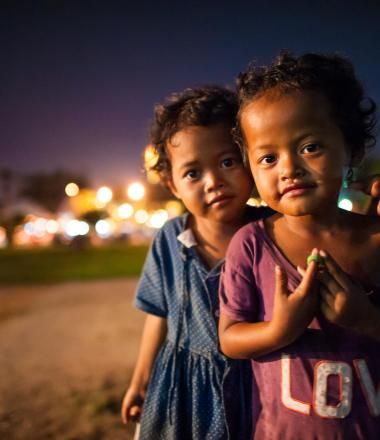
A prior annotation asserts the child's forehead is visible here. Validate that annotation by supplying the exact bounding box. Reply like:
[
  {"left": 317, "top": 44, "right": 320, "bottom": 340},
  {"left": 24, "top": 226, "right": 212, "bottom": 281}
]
[
  {"left": 168, "top": 124, "right": 235, "bottom": 150},
  {"left": 166, "top": 125, "right": 240, "bottom": 164},
  {"left": 242, "top": 90, "right": 335, "bottom": 128}
]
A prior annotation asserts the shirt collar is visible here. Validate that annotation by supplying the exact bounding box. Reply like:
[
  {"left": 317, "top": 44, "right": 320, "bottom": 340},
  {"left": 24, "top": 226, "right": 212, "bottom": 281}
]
[{"left": 177, "top": 228, "right": 197, "bottom": 248}]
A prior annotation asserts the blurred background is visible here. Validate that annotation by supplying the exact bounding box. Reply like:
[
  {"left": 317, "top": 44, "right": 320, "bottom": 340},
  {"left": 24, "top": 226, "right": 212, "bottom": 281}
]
[{"left": 1, "top": 0, "right": 380, "bottom": 439}]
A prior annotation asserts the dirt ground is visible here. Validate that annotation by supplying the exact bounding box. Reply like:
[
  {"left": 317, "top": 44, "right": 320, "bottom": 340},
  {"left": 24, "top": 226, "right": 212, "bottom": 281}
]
[{"left": 0, "top": 279, "right": 144, "bottom": 440}]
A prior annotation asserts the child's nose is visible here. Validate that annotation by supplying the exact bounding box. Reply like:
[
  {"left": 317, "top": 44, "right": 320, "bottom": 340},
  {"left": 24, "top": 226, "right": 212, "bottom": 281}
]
[
  {"left": 280, "top": 154, "right": 305, "bottom": 180},
  {"left": 204, "top": 171, "right": 224, "bottom": 192}
]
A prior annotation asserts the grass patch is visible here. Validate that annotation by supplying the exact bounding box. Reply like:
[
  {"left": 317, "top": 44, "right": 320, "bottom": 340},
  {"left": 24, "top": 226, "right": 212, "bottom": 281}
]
[{"left": 0, "top": 244, "right": 148, "bottom": 284}]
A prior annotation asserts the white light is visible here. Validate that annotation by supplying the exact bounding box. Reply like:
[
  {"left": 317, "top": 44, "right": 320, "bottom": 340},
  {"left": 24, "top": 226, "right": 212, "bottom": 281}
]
[
  {"left": 127, "top": 182, "right": 145, "bottom": 201},
  {"left": 338, "top": 198, "right": 353, "bottom": 211},
  {"left": 95, "top": 219, "right": 112, "bottom": 237},
  {"left": 66, "top": 220, "right": 89, "bottom": 237},
  {"left": 135, "top": 209, "right": 149, "bottom": 224},
  {"left": 117, "top": 203, "right": 134, "bottom": 219},
  {"left": 24, "top": 222, "right": 34, "bottom": 236},
  {"left": 46, "top": 219, "right": 59, "bottom": 234},
  {"left": 34, "top": 218, "right": 48, "bottom": 235},
  {"left": 0, "top": 227, "right": 6, "bottom": 248},
  {"left": 65, "top": 182, "right": 79, "bottom": 197},
  {"left": 97, "top": 186, "right": 113, "bottom": 204},
  {"left": 246, "top": 197, "right": 260, "bottom": 207},
  {"left": 149, "top": 209, "right": 169, "bottom": 229}
]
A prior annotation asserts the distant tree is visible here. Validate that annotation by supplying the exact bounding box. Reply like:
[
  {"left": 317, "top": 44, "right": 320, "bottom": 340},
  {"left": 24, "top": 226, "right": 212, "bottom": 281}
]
[
  {"left": 20, "top": 170, "right": 89, "bottom": 213},
  {"left": 80, "top": 209, "right": 107, "bottom": 225},
  {"left": 0, "top": 213, "right": 25, "bottom": 247},
  {"left": 0, "top": 169, "right": 22, "bottom": 246}
]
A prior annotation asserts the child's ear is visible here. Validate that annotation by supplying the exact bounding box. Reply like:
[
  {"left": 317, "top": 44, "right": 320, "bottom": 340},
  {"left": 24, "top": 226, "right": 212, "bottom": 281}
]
[{"left": 166, "top": 178, "right": 181, "bottom": 200}]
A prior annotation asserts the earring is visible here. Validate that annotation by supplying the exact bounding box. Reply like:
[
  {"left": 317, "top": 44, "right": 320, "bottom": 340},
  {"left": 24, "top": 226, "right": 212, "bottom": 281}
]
[{"left": 343, "top": 167, "right": 354, "bottom": 189}]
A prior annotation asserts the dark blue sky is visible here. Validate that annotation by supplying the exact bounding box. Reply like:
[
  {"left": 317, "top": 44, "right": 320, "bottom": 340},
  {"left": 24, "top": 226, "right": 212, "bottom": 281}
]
[{"left": 2, "top": 0, "right": 380, "bottom": 186}]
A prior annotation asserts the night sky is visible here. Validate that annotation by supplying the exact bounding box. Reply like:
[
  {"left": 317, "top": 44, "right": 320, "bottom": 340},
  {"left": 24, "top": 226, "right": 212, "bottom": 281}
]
[{"left": 2, "top": 0, "right": 380, "bottom": 186}]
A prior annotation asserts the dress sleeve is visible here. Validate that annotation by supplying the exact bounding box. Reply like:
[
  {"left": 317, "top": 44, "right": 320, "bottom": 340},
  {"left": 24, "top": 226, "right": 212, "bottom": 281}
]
[
  {"left": 219, "top": 225, "right": 259, "bottom": 322},
  {"left": 134, "top": 231, "right": 168, "bottom": 318}
]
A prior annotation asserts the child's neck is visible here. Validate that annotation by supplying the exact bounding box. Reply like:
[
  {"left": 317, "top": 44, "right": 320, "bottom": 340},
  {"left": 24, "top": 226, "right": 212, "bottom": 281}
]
[
  {"left": 190, "top": 215, "right": 245, "bottom": 269},
  {"left": 281, "top": 209, "right": 347, "bottom": 237}
]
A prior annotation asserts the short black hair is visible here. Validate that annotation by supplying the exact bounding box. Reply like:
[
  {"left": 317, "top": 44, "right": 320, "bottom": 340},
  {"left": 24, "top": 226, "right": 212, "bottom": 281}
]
[
  {"left": 149, "top": 85, "right": 238, "bottom": 184},
  {"left": 235, "top": 52, "right": 377, "bottom": 161}
]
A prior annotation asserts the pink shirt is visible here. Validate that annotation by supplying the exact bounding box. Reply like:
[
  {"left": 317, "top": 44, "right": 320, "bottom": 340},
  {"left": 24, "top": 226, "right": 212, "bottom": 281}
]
[{"left": 220, "top": 219, "right": 380, "bottom": 440}]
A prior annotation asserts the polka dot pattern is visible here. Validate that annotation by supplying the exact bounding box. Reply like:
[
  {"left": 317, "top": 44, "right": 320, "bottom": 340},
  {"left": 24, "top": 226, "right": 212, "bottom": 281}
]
[{"left": 134, "top": 214, "right": 252, "bottom": 439}]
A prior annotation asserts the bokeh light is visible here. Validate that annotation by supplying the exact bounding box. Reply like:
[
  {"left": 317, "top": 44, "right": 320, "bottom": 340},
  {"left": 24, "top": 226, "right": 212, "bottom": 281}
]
[
  {"left": 148, "top": 209, "right": 169, "bottom": 229},
  {"left": 46, "top": 219, "right": 59, "bottom": 234},
  {"left": 338, "top": 198, "right": 353, "bottom": 211},
  {"left": 96, "top": 186, "right": 113, "bottom": 204},
  {"left": 127, "top": 182, "right": 145, "bottom": 201},
  {"left": 117, "top": 203, "right": 134, "bottom": 219},
  {"left": 65, "top": 220, "right": 89, "bottom": 237},
  {"left": 95, "top": 219, "right": 113, "bottom": 238},
  {"left": 65, "top": 182, "right": 79, "bottom": 197},
  {"left": 135, "top": 209, "right": 149, "bottom": 224}
]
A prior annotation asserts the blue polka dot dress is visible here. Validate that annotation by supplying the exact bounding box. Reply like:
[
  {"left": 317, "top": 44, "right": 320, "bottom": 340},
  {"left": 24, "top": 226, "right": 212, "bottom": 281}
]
[{"left": 134, "top": 213, "right": 256, "bottom": 440}]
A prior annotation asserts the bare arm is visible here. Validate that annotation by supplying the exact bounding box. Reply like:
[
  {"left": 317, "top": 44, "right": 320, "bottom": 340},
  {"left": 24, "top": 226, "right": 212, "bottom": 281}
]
[
  {"left": 219, "top": 256, "right": 319, "bottom": 359},
  {"left": 121, "top": 314, "right": 167, "bottom": 424}
]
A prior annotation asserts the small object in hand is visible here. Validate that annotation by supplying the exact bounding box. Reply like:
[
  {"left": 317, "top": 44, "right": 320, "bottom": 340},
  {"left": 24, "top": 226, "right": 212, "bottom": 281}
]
[{"left": 307, "top": 254, "right": 325, "bottom": 268}]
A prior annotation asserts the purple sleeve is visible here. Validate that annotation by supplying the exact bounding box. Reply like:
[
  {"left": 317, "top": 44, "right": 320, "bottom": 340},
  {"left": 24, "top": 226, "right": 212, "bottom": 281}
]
[{"left": 219, "top": 225, "right": 259, "bottom": 322}]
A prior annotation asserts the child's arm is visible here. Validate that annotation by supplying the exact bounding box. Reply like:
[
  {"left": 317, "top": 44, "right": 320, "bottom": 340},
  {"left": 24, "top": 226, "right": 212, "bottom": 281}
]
[
  {"left": 121, "top": 313, "right": 167, "bottom": 424},
  {"left": 219, "top": 258, "right": 318, "bottom": 359},
  {"left": 316, "top": 250, "right": 380, "bottom": 341}
]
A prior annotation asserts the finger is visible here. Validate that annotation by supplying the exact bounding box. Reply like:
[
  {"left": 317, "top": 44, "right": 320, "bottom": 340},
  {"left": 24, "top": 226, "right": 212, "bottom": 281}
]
[
  {"left": 319, "top": 250, "right": 352, "bottom": 290},
  {"left": 317, "top": 270, "right": 341, "bottom": 296},
  {"left": 297, "top": 253, "right": 319, "bottom": 297},
  {"left": 275, "top": 265, "right": 289, "bottom": 297},
  {"left": 121, "top": 402, "right": 128, "bottom": 424},
  {"left": 130, "top": 405, "right": 141, "bottom": 419},
  {"left": 367, "top": 177, "right": 380, "bottom": 216},
  {"left": 320, "top": 296, "right": 334, "bottom": 321},
  {"left": 319, "top": 285, "right": 335, "bottom": 307},
  {"left": 369, "top": 176, "right": 380, "bottom": 198},
  {"left": 297, "top": 265, "right": 306, "bottom": 277}
]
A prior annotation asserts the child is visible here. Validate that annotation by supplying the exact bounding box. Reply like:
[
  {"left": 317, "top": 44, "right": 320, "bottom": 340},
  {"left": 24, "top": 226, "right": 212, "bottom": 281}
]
[
  {"left": 121, "top": 86, "right": 273, "bottom": 439},
  {"left": 219, "top": 53, "right": 380, "bottom": 439}
]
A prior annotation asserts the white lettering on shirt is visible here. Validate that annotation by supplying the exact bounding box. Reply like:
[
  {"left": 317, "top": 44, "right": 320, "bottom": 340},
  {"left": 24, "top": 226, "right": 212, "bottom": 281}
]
[
  {"left": 281, "top": 354, "right": 379, "bottom": 418},
  {"left": 313, "top": 361, "right": 352, "bottom": 418},
  {"left": 354, "top": 359, "right": 380, "bottom": 416}
]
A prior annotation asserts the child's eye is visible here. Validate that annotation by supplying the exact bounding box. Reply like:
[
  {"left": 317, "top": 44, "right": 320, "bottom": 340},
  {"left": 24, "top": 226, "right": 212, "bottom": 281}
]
[
  {"left": 184, "top": 170, "right": 200, "bottom": 181},
  {"left": 220, "top": 158, "right": 236, "bottom": 168},
  {"left": 259, "top": 154, "right": 276, "bottom": 165},
  {"left": 301, "top": 143, "right": 320, "bottom": 154}
]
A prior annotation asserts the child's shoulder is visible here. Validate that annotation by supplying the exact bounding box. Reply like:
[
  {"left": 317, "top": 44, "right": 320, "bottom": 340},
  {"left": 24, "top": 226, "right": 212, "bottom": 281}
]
[
  {"left": 227, "top": 215, "right": 271, "bottom": 259},
  {"left": 150, "top": 213, "right": 189, "bottom": 248}
]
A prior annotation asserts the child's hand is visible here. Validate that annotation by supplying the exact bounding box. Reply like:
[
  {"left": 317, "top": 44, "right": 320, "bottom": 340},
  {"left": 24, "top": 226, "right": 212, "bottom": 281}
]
[
  {"left": 369, "top": 176, "right": 380, "bottom": 215},
  {"left": 121, "top": 386, "right": 144, "bottom": 425},
  {"left": 316, "top": 250, "right": 376, "bottom": 330},
  {"left": 271, "top": 250, "right": 319, "bottom": 347},
  {"left": 349, "top": 174, "right": 380, "bottom": 215}
]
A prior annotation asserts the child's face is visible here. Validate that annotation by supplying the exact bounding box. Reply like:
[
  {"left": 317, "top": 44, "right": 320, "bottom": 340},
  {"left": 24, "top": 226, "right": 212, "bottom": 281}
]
[
  {"left": 241, "top": 91, "right": 350, "bottom": 217},
  {"left": 167, "top": 124, "right": 253, "bottom": 224}
]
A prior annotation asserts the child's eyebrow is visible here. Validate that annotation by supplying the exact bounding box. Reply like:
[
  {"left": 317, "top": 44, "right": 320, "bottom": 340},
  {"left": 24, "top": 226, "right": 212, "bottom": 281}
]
[
  {"left": 251, "top": 144, "right": 276, "bottom": 152},
  {"left": 177, "top": 160, "right": 199, "bottom": 170}
]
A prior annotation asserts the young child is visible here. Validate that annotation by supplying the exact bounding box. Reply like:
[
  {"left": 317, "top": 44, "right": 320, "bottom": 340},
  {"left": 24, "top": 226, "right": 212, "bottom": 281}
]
[
  {"left": 121, "top": 86, "right": 273, "bottom": 439},
  {"left": 219, "top": 53, "right": 380, "bottom": 439}
]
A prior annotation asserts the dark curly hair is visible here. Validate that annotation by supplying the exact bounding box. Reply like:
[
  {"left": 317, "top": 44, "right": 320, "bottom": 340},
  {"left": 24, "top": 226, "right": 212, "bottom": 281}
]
[
  {"left": 149, "top": 85, "right": 239, "bottom": 184},
  {"left": 235, "top": 52, "right": 377, "bottom": 161}
]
